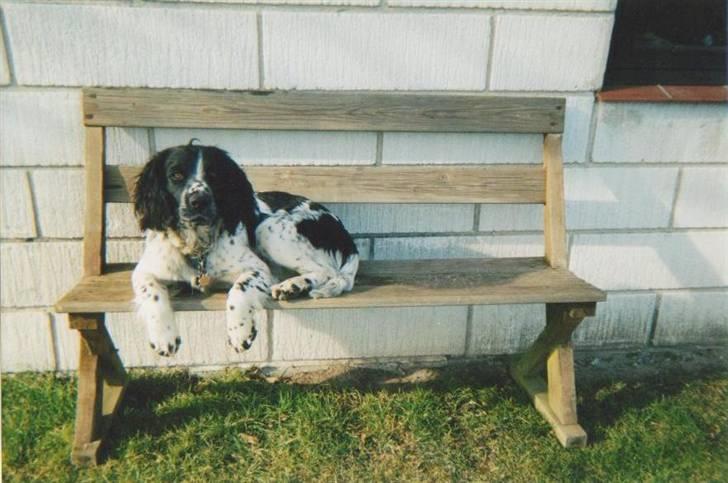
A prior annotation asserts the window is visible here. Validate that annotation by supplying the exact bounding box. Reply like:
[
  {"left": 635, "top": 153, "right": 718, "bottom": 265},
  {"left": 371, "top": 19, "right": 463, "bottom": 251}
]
[{"left": 603, "top": 0, "right": 727, "bottom": 87}]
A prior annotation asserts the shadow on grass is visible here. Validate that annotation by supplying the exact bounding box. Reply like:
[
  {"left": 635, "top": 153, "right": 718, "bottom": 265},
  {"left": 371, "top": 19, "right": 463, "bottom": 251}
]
[
  {"left": 104, "top": 363, "right": 511, "bottom": 451},
  {"left": 576, "top": 373, "right": 725, "bottom": 444},
  {"left": 102, "top": 360, "right": 724, "bottom": 457}
]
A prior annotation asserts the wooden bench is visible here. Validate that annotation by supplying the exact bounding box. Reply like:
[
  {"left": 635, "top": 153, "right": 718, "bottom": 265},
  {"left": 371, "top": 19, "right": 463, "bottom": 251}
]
[{"left": 55, "top": 88, "right": 606, "bottom": 466}]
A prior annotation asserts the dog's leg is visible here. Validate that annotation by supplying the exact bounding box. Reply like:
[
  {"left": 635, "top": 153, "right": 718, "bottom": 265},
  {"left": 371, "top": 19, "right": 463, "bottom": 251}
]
[
  {"left": 226, "top": 269, "right": 271, "bottom": 352},
  {"left": 256, "top": 208, "right": 359, "bottom": 301},
  {"left": 132, "top": 271, "right": 180, "bottom": 357},
  {"left": 271, "top": 253, "right": 359, "bottom": 301}
]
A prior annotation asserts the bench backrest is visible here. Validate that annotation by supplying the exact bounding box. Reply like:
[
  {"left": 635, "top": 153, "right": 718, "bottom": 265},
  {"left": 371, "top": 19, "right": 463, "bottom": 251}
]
[{"left": 81, "top": 88, "right": 567, "bottom": 277}]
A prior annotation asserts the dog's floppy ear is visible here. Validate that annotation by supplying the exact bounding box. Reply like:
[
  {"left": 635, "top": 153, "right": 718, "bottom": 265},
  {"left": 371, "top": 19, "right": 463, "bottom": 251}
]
[
  {"left": 134, "top": 148, "right": 178, "bottom": 232},
  {"left": 203, "top": 147, "right": 259, "bottom": 247}
]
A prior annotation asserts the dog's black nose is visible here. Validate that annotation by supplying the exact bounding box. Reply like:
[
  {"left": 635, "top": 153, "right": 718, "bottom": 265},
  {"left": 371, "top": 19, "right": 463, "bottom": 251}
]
[{"left": 188, "top": 191, "right": 210, "bottom": 210}]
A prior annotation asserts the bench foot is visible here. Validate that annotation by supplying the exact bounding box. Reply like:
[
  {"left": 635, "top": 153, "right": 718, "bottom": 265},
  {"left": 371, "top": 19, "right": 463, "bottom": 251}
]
[
  {"left": 510, "top": 302, "right": 595, "bottom": 448},
  {"left": 71, "top": 441, "right": 103, "bottom": 468},
  {"left": 69, "top": 313, "right": 128, "bottom": 467}
]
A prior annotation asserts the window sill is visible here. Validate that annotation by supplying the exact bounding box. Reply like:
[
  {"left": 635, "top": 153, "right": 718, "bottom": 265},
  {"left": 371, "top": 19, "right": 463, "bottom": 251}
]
[{"left": 597, "top": 85, "right": 728, "bottom": 103}]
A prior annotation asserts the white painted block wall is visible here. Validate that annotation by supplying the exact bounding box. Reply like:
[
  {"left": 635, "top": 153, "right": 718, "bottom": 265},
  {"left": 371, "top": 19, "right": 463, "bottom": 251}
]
[{"left": 0, "top": 0, "right": 726, "bottom": 373}]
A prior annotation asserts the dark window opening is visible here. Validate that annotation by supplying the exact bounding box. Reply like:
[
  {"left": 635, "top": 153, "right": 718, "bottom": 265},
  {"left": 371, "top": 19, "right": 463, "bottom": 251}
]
[{"left": 604, "top": 0, "right": 727, "bottom": 87}]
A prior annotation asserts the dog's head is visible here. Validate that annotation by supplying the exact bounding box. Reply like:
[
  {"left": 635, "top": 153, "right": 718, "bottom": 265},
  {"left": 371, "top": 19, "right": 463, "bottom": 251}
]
[{"left": 133, "top": 142, "right": 259, "bottom": 245}]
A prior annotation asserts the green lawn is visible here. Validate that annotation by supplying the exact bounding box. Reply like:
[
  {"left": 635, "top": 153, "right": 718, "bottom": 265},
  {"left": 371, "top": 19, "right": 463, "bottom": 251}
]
[{"left": 2, "top": 364, "right": 727, "bottom": 482}]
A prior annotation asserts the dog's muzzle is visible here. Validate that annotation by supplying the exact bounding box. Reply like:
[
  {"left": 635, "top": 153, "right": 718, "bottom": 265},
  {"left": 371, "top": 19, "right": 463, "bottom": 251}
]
[
  {"left": 181, "top": 184, "right": 215, "bottom": 223},
  {"left": 187, "top": 190, "right": 211, "bottom": 210}
]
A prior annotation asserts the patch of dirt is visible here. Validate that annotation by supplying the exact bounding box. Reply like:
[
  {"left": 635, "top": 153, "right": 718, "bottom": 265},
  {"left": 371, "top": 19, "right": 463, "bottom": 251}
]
[
  {"left": 575, "top": 345, "right": 728, "bottom": 382},
  {"left": 249, "top": 346, "right": 727, "bottom": 387}
]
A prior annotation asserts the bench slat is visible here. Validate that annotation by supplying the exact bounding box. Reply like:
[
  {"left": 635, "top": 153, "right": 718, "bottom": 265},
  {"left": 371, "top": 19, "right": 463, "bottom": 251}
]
[
  {"left": 83, "top": 89, "right": 565, "bottom": 133},
  {"left": 83, "top": 127, "right": 105, "bottom": 276},
  {"left": 54, "top": 258, "right": 605, "bottom": 313},
  {"left": 105, "top": 165, "right": 546, "bottom": 204}
]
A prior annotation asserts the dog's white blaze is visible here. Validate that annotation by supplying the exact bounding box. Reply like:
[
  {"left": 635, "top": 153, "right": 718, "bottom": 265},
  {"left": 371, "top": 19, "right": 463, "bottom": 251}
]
[
  {"left": 194, "top": 150, "right": 205, "bottom": 181},
  {"left": 186, "top": 151, "right": 209, "bottom": 198}
]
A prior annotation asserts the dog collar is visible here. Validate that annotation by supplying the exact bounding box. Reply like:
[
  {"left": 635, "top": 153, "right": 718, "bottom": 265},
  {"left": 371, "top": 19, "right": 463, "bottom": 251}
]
[{"left": 187, "top": 254, "right": 212, "bottom": 290}]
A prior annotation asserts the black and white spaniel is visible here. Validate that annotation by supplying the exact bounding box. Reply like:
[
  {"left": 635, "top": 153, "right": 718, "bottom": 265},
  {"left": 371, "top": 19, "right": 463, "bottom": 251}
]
[{"left": 132, "top": 142, "right": 359, "bottom": 356}]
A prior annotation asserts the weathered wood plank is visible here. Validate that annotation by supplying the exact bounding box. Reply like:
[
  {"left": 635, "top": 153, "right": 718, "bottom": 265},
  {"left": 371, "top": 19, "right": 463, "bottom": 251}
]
[
  {"left": 547, "top": 343, "right": 578, "bottom": 425},
  {"left": 510, "top": 372, "right": 587, "bottom": 448},
  {"left": 72, "top": 318, "right": 102, "bottom": 466},
  {"left": 70, "top": 314, "right": 128, "bottom": 467},
  {"left": 543, "top": 134, "right": 567, "bottom": 269},
  {"left": 83, "top": 127, "right": 105, "bottom": 276},
  {"left": 54, "top": 258, "right": 606, "bottom": 313},
  {"left": 105, "top": 165, "right": 546, "bottom": 204},
  {"left": 512, "top": 302, "right": 596, "bottom": 378},
  {"left": 510, "top": 302, "right": 597, "bottom": 447},
  {"left": 83, "top": 88, "right": 565, "bottom": 133}
]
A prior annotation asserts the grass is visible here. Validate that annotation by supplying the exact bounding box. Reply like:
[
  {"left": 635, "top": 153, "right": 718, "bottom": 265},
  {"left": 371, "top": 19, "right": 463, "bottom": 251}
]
[{"left": 2, "top": 364, "right": 727, "bottom": 482}]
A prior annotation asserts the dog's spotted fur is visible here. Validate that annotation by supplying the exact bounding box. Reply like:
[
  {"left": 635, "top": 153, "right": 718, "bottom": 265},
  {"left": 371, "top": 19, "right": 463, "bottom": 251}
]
[{"left": 132, "top": 143, "right": 358, "bottom": 356}]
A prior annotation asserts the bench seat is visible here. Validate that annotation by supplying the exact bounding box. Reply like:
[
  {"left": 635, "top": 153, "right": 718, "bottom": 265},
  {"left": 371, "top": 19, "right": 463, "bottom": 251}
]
[{"left": 55, "top": 257, "right": 605, "bottom": 313}]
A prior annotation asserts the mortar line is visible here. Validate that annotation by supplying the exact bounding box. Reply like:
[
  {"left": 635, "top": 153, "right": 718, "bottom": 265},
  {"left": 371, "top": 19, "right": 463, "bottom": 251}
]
[
  {"left": 484, "top": 15, "right": 496, "bottom": 91},
  {"left": 48, "top": 313, "right": 62, "bottom": 372},
  {"left": 0, "top": 306, "right": 58, "bottom": 312},
  {"left": 0, "top": 235, "right": 138, "bottom": 243},
  {"left": 2, "top": 225, "right": 726, "bottom": 245},
  {"left": 464, "top": 305, "right": 474, "bottom": 357},
  {"left": 0, "top": 165, "right": 85, "bottom": 171},
  {"left": 352, "top": 227, "right": 728, "bottom": 239},
  {"left": 147, "top": 127, "right": 157, "bottom": 153},
  {"left": 646, "top": 293, "right": 662, "bottom": 346},
  {"left": 668, "top": 168, "right": 684, "bottom": 228},
  {"left": 124, "top": 1, "right": 615, "bottom": 15},
  {"left": 622, "top": 286, "right": 728, "bottom": 294},
  {"left": 584, "top": 94, "right": 600, "bottom": 165},
  {"left": 3, "top": 161, "right": 727, "bottom": 170},
  {"left": 354, "top": 229, "right": 543, "bottom": 239},
  {"left": 256, "top": 11, "right": 265, "bottom": 90},
  {"left": 375, "top": 132, "right": 383, "bottom": 166},
  {"left": 0, "top": 84, "right": 597, "bottom": 97},
  {"left": 368, "top": 237, "right": 376, "bottom": 260},
  {"left": 0, "top": 7, "right": 17, "bottom": 85},
  {"left": 566, "top": 229, "right": 575, "bottom": 267},
  {"left": 381, "top": 5, "right": 615, "bottom": 15},
  {"left": 566, "top": 226, "right": 727, "bottom": 235},
  {"left": 7, "top": 161, "right": 724, "bottom": 171},
  {"left": 472, "top": 204, "right": 481, "bottom": 231},
  {"left": 24, "top": 170, "right": 43, "bottom": 238},
  {"left": 564, "top": 161, "right": 726, "bottom": 168},
  {"left": 266, "top": 309, "right": 274, "bottom": 362}
]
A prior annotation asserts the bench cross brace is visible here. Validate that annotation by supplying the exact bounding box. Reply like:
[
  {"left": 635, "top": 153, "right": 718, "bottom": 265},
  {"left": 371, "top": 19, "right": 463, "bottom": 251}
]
[
  {"left": 510, "top": 302, "right": 595, "bottom": 447},
  {"left": 69, "top": 313, "right": 128, "bottom": 467}
]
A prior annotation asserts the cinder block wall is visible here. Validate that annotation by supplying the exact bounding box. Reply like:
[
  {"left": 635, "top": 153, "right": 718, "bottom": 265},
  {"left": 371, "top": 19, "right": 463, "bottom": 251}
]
[{"left": 1, "top": 0, "right": 726, "bottom": 372}]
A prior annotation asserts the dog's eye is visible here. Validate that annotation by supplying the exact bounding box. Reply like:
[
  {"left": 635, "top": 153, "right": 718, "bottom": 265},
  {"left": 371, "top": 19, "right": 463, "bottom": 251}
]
[{"left": 170, "top": 172, "right": 184, "bottom": 182}]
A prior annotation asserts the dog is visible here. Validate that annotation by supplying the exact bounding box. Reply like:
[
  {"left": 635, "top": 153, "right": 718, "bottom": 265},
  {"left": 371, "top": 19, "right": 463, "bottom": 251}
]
[{"left": 132, "top": 141, "right": 359, "bottom": 356}]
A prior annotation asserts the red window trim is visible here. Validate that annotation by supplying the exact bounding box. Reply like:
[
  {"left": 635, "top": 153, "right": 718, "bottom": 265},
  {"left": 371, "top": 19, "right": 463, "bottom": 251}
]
[{"left": 597, "top": 85, "right": 728, "bottom": 103}]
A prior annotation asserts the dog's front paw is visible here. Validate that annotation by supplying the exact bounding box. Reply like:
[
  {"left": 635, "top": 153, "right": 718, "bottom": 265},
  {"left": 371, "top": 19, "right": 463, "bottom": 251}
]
[
  {"left": 228, "top": 323, "right": 258, "bottom": 353},
  {"left": 227, "top": 320, "right": 258, "bottom": 352},
  {"left": 147, "top": 320, "right": 181, "bottom": 357},
  {"left": 226, "top": 306, "right": 261, "bottom": 353}
]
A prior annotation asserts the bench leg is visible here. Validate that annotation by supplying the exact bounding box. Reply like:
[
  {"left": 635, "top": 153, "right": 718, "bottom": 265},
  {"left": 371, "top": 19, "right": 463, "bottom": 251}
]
[
  {"left": 510, "top": 302, "right": 595, "bottom": 448},
  {"left": 69, "top": 313, "right": 128, "bottom": 467}
]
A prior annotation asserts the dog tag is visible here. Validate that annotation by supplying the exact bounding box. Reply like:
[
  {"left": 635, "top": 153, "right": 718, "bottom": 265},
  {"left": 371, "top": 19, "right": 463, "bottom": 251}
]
[{"left": 198, "top": 274, "right": 213, "bottom": 290}]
